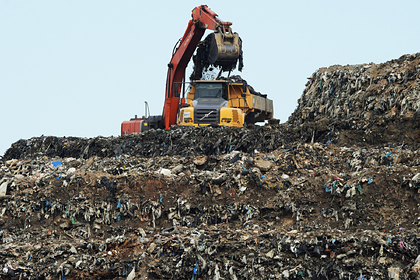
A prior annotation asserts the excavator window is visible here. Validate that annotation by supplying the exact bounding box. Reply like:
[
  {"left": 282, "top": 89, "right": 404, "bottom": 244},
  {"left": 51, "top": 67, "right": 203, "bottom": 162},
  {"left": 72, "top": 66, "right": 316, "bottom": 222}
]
[{"left": 195, "top": 83, "right": 228, "bottom": 100}]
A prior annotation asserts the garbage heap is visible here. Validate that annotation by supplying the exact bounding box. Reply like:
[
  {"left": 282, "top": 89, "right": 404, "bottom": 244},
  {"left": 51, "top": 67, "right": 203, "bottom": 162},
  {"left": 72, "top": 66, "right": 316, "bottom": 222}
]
[
  {"left": 3, "top": 125, "right": 293, "bottom": 160},
  {"left": 288, "top": 52, "right": 420, "bottom": 148},
  {"left": 3, "top": 53, "right": 420, "bottom": 279},
  {"left": 3, "top": 133, "right": 420, "bottom": 279}
]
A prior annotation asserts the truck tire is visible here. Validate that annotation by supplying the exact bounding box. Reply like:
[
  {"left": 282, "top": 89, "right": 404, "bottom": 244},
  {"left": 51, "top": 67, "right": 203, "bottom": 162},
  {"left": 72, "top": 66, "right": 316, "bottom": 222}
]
[{"left": 245, "top": 112, "right": 255, "bottom": 125}]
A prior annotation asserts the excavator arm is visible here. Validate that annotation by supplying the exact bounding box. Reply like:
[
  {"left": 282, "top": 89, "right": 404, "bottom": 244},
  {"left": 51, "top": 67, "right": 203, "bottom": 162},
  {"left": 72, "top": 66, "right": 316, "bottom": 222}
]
[
  {"left": 163, "top": 5, "right": 241, "bottom": 129},
  {"left": 121, "top": 5, "right": 241, "bottom": 135}
]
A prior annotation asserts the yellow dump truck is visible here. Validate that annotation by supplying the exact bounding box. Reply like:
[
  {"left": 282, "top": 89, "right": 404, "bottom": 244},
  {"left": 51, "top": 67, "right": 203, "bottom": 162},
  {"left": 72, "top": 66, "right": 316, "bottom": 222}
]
[{"left": 177, "top": 79, "right": 273, "bottom": 127}]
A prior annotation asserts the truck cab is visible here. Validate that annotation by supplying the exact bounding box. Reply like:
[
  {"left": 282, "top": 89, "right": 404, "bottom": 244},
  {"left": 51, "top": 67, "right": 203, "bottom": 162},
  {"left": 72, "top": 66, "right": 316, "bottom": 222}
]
[{"left": 177, "top": 80, "right": 273, "bottom": 127}]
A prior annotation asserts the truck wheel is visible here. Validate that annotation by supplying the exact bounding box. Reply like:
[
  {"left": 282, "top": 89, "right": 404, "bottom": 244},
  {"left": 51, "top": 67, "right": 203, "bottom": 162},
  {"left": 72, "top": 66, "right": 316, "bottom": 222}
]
[{"left": 245, "top": 112, "right": 255, "bottom": 125}]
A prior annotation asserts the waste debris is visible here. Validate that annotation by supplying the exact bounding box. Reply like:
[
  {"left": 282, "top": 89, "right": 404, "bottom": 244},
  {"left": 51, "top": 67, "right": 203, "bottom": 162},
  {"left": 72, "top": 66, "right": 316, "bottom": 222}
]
[
  {"left": 288, "top": 52, "right": 420, "bottom": 148},
  {"left": 3, "top": 125, "right": 293, "bottom": 160},
  {"left": 2, "top": 52, "right": 420, "bottom": 279}
]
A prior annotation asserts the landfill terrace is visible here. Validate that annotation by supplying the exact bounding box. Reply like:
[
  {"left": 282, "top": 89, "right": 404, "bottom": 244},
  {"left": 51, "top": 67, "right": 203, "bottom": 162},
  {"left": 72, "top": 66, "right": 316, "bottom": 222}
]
[{"left": 1, "top": 53, "right": 420, "bottom": 279}]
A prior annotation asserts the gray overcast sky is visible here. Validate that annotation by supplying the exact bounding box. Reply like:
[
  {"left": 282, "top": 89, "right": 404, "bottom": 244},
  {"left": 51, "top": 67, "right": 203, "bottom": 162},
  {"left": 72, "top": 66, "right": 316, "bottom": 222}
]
[{"left": 1, "top": 0, "right": 419, "bottom": 156}]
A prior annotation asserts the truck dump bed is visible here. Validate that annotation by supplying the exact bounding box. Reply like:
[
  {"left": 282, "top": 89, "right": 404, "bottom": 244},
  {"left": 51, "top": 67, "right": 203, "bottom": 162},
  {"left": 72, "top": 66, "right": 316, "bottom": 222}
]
[{"left": 251, "top": 94, "right": 274, "bottom": 122}]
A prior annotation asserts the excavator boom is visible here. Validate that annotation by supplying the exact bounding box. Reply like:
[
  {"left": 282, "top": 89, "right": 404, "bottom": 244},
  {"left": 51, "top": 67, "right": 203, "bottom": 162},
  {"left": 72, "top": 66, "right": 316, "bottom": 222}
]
[
  {"left": 121, "top": 5, "right": 242, "bottom": 135},
  {"left": 163, "top": 5, "right": 241, "bottom": 130}
]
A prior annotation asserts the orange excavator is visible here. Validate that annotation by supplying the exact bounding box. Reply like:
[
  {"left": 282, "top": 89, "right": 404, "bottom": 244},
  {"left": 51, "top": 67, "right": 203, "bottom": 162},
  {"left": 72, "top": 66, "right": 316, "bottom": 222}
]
[{"left": 121, "top": 5, "right": 243, "bottom": 134}]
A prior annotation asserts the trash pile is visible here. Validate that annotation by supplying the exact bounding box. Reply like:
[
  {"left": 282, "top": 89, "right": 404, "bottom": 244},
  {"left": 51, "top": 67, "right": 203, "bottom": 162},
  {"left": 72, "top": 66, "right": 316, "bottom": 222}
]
[
  {"left": 288, "top": 52, "right": 420, "bottom": 148},
  {"left": 3, "top": 125, "right": 293, "bottom": 160},
  {"left": 3, "top": 137, "right": 420, "bottom": 279},
  {"left": 2, "top": 53, "right": 420, "bottom": 279}
]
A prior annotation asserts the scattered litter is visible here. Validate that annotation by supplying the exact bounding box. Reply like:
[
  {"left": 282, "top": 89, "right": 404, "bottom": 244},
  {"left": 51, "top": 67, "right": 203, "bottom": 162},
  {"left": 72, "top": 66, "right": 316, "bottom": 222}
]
[{"left": 1, "top": 52, "right": 420, "bottom": 279}]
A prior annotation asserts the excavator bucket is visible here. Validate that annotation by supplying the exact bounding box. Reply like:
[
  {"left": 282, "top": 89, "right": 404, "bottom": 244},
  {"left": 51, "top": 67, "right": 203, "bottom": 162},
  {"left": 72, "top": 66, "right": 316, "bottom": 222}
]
[{"left": 207, "top": 27, "right": 243, "bottom": 71}]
